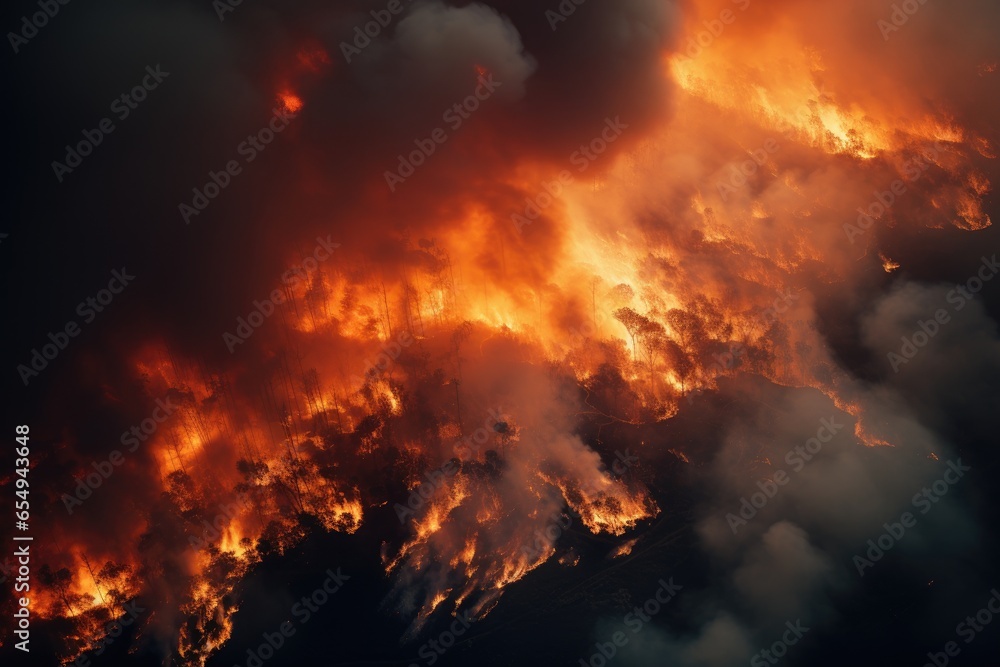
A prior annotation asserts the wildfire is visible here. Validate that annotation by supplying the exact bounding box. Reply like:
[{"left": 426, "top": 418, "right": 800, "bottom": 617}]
[
  {"left": 880, "top": 252, "right": 901, "bottom": 274},
  {"left": 20, "top": 1, "right": 998, "bottom": 664}
]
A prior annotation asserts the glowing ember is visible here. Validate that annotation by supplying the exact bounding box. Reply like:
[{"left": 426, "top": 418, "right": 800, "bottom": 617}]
[{"left": 278, "top": 91, "right": 303, "bottom": 114}]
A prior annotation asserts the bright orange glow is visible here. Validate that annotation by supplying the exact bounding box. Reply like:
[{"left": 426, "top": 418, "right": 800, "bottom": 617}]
[{"left": 279, "top": 91, "right": 303, "bottom": 114}]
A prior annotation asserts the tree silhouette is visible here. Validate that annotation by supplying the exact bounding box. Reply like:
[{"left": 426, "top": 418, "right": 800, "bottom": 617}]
[
  {"left": 613, "top": 307, "right": 650, "bottom": 362},
  {"left": 665, "top": 308, "right": 706, "bottom": 393},
  {"left": 638, "top": 319, "right": 666, "bottom": 380}
]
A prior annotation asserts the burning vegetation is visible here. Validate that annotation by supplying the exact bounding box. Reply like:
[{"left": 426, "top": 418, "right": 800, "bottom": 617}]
[{"left": 4, "top": 0, "right": 997, "bottom": 664}]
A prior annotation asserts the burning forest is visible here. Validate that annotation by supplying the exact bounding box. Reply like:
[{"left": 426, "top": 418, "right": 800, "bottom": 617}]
[{"left": 3, "top": 0, "right": 1000, "bottom": 665}]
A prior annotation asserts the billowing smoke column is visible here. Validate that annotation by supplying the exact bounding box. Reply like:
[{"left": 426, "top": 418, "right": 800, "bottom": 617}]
[{"left": 3, "top": 0, "right": 998, "bottom": 664}]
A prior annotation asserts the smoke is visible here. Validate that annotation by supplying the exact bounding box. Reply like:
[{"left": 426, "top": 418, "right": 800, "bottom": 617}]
[
  {"left": 362, "top": 1, "right": 537, "bottom": 101},
  {"left": 383, "top": 327, "right": 657, "bottom": 638},
  {"left": 612, "top": 381, "right": 985, "bottom": 666},
  {"left": 609, "top": 272, "right": 1000, "bottom": 666},
  {"left": 861, "top": 280, "right": 1000, "bottom": 428}
]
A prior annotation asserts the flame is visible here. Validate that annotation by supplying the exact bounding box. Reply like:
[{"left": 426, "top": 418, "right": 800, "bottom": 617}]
[
  {"left": 670, "top": 55, "right": 889, "bottom": 159},
  {"left": 278, "top": 90, "right": 303, "bottom": 114},
  {"left": 610, "top": 538, "right": 639, "bottom": 558},
  {"left": 880, "top": 253, "right": 901, "bottom": 274}
]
